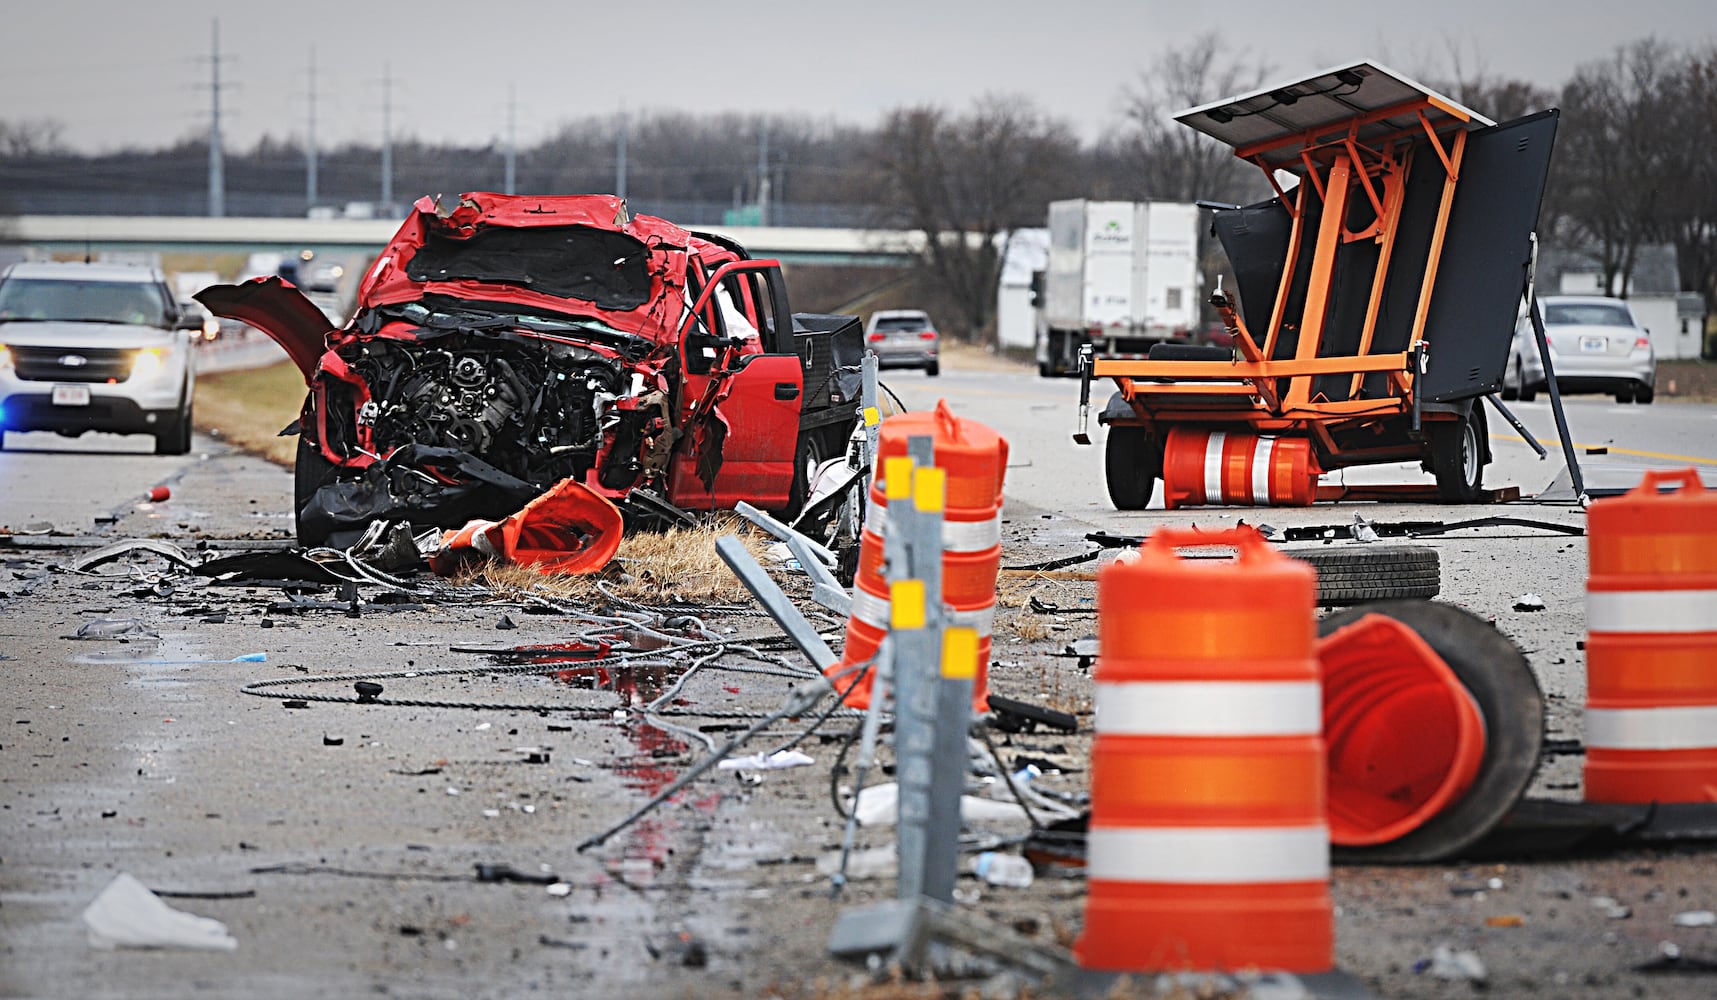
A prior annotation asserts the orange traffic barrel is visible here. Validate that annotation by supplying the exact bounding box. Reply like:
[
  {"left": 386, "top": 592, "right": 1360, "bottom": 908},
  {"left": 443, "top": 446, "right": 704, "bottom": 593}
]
[
  {"left": 1318, "top": 613, "right": 1485, "bottom": 846},
  {"left": 1076, "top": 525, "right": 1331, "bottom": 974},
  {"left": 1585, "top": 468, "right": 1717, "bottom": 803},
  {"left": 834, "top": 401, "right": 1008, "bottom": 713},
  {"left": 1160, "top": 427, "right": 1318, "bottom": 509}
]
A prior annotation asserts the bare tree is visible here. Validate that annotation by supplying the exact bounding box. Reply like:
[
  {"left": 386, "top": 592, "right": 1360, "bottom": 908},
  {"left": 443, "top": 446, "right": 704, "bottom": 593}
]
[
  {"left": 1654, "top": 46, "right": 1717, "bottom": 314},
  {"left": 1554, "top": 40, "right": 1681, "bottom": 296},
  {"left": 0, "top": 119, "right": 67, "bottom": 157},
  {"left": 874, "top": 95, "right": 1083, "bottom": 341},
  {"left": 1108, "top": 33, "right": 1270, "bottom": 205}
]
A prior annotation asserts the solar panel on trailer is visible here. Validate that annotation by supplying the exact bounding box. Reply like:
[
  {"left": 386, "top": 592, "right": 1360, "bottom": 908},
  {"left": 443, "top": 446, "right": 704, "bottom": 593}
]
[{"left": 1174, "top": 61, "right": 1493, "bottom": 172}]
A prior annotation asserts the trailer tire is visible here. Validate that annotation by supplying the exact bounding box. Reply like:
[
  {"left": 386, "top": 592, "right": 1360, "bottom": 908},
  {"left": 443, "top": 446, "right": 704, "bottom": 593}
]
[
  {"left": 1319, "top": 599, "right": 1544, "bottom": 863},
  {"left": 1104, "top": 426, "right": 1160, "bottom": 510},
  {"left": 1429, "top": 405, "right": 1486, "bottom": 503},
  {"left": 1290, "top": 544, "right": 1440, "bottom": 605}
]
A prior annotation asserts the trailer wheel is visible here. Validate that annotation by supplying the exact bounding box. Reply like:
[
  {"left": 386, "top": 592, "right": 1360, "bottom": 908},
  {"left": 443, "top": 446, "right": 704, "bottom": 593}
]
[
  {"left": 1428, "top": 405, "right": 1486, "bottom": 503},
  {"left": 1290, "top": 544, "right": 1440, "bottom": 605},
  {"left": 1104, "top": 426, "right": 1160, "bottom": 510}
]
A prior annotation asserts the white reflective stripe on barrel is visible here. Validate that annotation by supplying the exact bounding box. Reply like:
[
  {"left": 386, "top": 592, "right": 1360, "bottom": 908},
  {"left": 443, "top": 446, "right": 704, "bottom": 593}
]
[
  {"left": 1587, "top": 589, "right": 1717, "bottom": 634},
  {"left": 864, "top": 497, "right": 1001, "bottom": 552},
  {"left": 1203, "top": 431, "right": 1227, "bottom": 503},
  {"left": 1094, "top": 680, "right": 1322, "bottom": 736},
  {"left": 1251, "top": 437, "right": 1275, "bottom": 504},
  {"left": 1087, "top": 826, "right": 1330, "bottom": 884},
  {"left": 850, "top": 586, "right": 995, "bottom": 636},
  {"left": 1585, "top": 705, "right": 1717, "bottom": 751}
]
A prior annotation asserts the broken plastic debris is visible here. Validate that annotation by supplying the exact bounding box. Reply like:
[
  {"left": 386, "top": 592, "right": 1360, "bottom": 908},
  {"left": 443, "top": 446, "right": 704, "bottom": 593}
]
[
  {"left": 852, "top": 782, "right": 1032, "bottom": 828},
  {"left": 72, "top": 539, "right": 197, "bottom": 573},
  {"left": 82, "top": 872, "right": 238, "bottom": 952},
  {"left": 1591, "top": 896, "right": 1633, "bottom": 919},
  {"left": 546, "top": 882, "right": 572, "bottom": 897},
  {"left": 1513, "top": 593, "right": 1546, "bottom": 612},
  {"left": 1424, "top": 945, "right": 1487, "bottom": 982},
  {"left": 1351, "top": 513, "right": 1379, "bottom": 543},
  {"left": 135, "top": 653, "right": 266, "bottom": 665},
  {"left": 816, "top": 845, "right": 896, "bottom": 881},
  {"left": 717, "top": 749, "right": 815, "bottom": 771},
  {"left": 67, "top": 619, "right": 159, "bottom": 641},
  {"left": 1674, "top": 910, "right": 1717, "bottom": 927}
]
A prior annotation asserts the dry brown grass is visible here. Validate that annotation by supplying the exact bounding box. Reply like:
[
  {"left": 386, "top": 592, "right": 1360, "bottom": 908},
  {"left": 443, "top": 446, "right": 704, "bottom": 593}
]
[
  {"left": 461, "top": 516, "right": 773, "bottom": 606},
  {"left": 193, "top": 360, "right": 307, "bottom": 466}
]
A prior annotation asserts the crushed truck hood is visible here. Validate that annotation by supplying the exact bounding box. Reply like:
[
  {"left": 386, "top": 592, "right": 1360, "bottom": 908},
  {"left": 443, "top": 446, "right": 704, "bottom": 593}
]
[{"left": 196, "top": 278, "right": 335, "bottom": 382}]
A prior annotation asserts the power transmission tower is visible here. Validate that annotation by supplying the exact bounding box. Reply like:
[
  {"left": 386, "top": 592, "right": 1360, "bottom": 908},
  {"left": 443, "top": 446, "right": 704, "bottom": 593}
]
[
  {"left": 380, "top": 62, "right": 393, "bottom": 209},
  {"left": 504, "top": 84, "right": 516, "bottom": 196},
  {"left": 615, "top": 108, "right": 628, "bottom": 202},
  {"left": 306, "top": 47, "right": 318, "bottom": 211},
  {"left": 756, "top": 119, "right": 770, "bottom": 226},
  {"left": 204, "top": 18, "right": 229, "bottom": 218}
]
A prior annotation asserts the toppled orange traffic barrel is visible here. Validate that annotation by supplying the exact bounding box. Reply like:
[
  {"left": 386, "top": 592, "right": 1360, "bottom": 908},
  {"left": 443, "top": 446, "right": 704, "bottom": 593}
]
[
  {"left": 430, "top": 478, "right": 623, "bottom": 577},
  {"left": 1076, "top": 526, "right": 1332, "bottom": 974},
  {"left": 834, "top": 401, "right": 1007, "bottom": 712},
  {"left": 1318, "top": 614, "right": 1485, "bottom": 846},
  {"left": 1161, "top": 428, "right": 1317, "bottom": 509},
  {"left": 1585, "top": 468, "right": 1717, "bottom": 803}
]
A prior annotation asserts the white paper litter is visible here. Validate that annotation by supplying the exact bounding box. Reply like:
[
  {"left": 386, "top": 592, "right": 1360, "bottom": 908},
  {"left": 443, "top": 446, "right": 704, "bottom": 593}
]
[
  {"left": 717, "top": 749, "right": 815, "bottom": 771},
  {"left": 851, "top": 782, "right": 1031, "bottom": 828},
  {"left": 82, "top": 873, "right": 238, "bottom": 952}
]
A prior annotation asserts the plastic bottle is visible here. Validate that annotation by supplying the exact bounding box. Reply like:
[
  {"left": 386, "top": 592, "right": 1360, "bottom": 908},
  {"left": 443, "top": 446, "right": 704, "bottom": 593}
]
[{"left": 973, "top": 851, "right": 1035, "bottom": 888}]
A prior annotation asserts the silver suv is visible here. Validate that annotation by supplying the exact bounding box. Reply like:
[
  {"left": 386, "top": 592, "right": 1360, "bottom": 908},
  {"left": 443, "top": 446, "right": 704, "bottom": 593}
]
[{"left": 0, "top": 262, "right": 198, "bottom": 453}]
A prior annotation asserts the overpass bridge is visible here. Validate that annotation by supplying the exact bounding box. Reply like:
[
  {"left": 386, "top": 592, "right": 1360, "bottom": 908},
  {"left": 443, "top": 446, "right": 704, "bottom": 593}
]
[{"left": 5, "top": 215, "right": 929, "bottom": 268}]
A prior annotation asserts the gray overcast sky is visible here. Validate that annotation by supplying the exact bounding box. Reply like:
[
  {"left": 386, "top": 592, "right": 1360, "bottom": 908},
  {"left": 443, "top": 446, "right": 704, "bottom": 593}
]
[{"left": 7, "top": 0, "right": 1716, "bottom": 152}]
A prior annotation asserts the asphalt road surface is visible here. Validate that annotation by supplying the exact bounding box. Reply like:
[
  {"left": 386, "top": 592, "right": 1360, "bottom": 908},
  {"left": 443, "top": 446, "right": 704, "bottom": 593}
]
[{"left": 4, "top": 352, "right": 1717, "bottom": 999}]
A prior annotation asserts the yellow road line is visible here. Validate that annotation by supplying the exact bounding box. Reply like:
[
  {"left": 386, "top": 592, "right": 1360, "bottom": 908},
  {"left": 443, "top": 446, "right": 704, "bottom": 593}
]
[{"left": 1492, "top": 434, "right": 1717, "bottom": 466}]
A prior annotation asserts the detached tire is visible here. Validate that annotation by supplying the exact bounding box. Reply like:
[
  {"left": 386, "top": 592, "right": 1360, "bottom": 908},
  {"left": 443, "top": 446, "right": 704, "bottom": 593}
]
[
  {"left": 1104, "top": 425, "right": 1161, "bottom": 510},
  {"left": 1290, "top": 545, "right": 1440, "bottom": 606},
  {"left": 1428, "top": 405, "right": 1486, "bottom": 503},
  {"left": 1319, "top": 600, "right": 1545, "bottom": 863},
  {"left": 293, "top": 435, "right": 341, "bottom": 547}
]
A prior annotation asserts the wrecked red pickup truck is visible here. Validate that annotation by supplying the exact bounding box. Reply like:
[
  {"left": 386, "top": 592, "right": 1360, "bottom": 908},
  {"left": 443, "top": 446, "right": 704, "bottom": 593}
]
[{"left": 198, "top": 193, "right": 863, "bottom": 547}]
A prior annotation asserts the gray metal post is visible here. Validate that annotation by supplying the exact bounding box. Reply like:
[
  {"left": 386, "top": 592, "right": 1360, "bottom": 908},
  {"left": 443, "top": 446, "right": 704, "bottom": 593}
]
[
  {"left": 862, "top": 353, "right": 881, "bottom": 482},
  {"left": 909, "top": 436, "right": 963, "bottom": 904}
]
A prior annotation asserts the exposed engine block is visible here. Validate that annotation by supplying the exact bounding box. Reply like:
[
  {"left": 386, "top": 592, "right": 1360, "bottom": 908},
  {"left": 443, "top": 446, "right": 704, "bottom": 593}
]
[{"left": 342, "top": 337, "right": 624, "bottom": 486}]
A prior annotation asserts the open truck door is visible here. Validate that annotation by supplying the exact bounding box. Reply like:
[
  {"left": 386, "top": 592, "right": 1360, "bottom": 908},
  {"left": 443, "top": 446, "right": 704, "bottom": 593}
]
[{"left": 668, "top": 259, "right": 803, "bottom": 512}]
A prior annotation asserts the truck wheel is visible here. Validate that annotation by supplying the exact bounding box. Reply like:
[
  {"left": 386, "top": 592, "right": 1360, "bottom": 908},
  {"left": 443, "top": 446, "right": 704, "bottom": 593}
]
[
  {"left": 294, "top": 434, "right": 341, "bottom": 547},
  {"left": 783, "top": 430, "right": 828, "bottom": 520},
  {"left": 1289, "top": 545, "right": 1440, "bottom": 606},
  {"left": 1428, "top": 406, "right": 1485, "bottom": 503},
  {"left": 1038, "top": 360, "right": 1052, "bottom": 378},
  {"left": 1104, "top": 426, "right": 1160, "bottom": 510}
]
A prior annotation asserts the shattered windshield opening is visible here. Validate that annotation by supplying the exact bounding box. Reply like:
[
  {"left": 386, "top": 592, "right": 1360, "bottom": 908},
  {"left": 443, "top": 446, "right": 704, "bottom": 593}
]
[
  {"left": 376, "top": 297, "right": 654, "bottom": 358},
  {"left": 404, "top": 224, "right": 653, "bottom": 310}
]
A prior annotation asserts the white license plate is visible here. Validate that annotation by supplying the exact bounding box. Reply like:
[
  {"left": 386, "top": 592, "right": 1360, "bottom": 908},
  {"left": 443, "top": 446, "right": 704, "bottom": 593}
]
[
  {"left": 52, "top": 384, "right": 91, "bottom": 407},
  {"left": 1580, "top": 336, "right": 1607, "bottom": 353}
]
